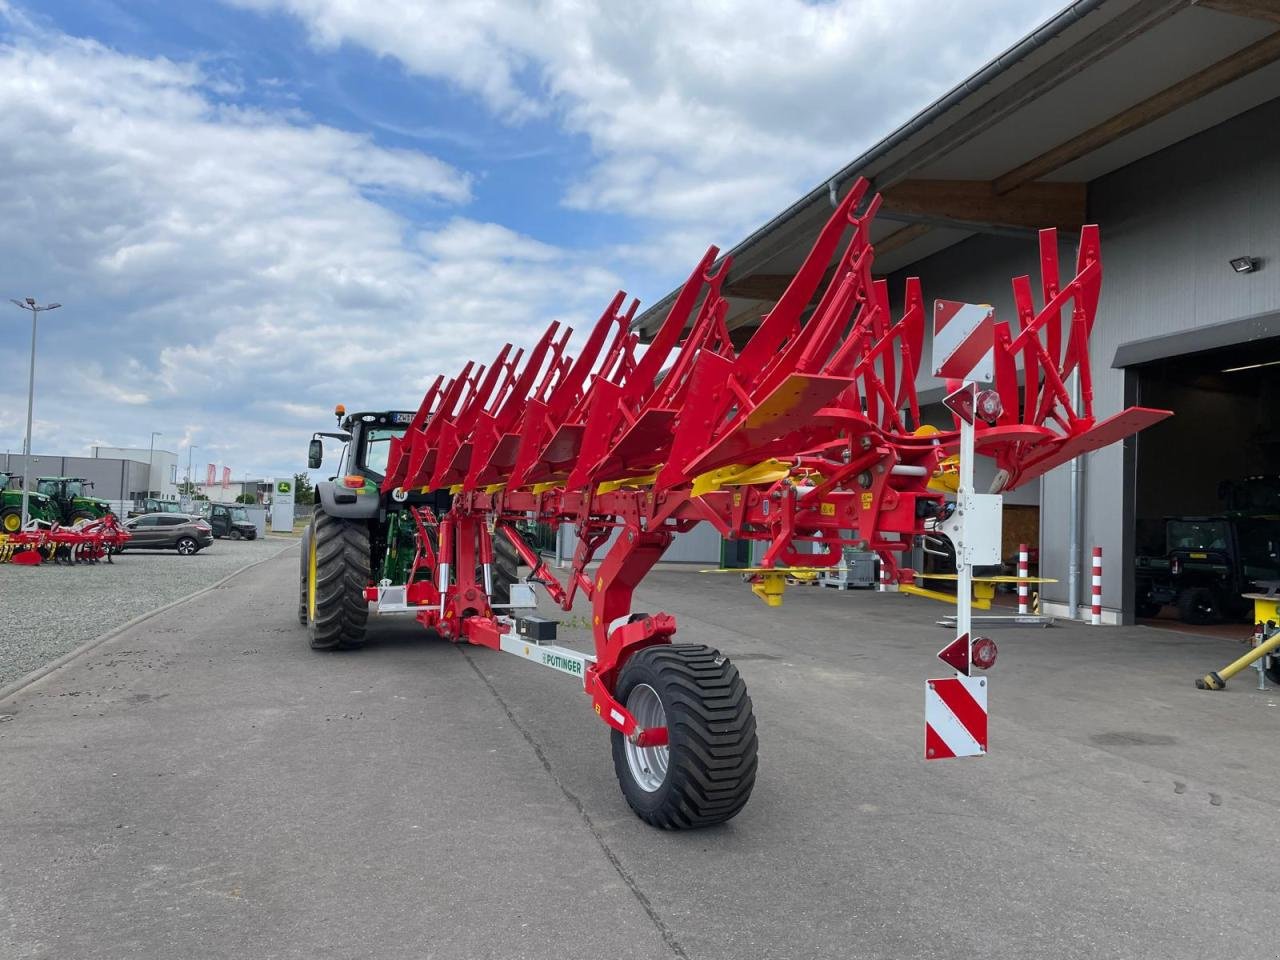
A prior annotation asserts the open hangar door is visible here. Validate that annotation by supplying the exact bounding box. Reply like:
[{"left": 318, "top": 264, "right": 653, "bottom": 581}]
[{"left": 1129, "top": 338, "right": 1280, "bottom": 634}]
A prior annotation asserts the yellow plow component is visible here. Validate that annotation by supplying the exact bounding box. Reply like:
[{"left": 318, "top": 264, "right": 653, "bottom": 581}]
[
  {"left": 691, "top": 459, "right": 792, "bottom": 497},
  {"left": 698, "top": 566, "right": 844, "bottom": 608}
]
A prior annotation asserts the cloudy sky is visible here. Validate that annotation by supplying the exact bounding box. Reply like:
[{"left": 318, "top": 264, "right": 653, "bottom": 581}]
[{"left": 0, "top": 0, "right": 1063, "bottom": 479}]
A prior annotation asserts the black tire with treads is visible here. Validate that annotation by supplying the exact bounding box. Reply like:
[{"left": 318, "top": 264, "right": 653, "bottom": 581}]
[
  {"left": 297, "top": 527, "right": 310, "bottom": 626},
  {"left": 1178, "top": 587, "right": 1220, "bottom": 625},
  {"left": 308, "top": 508, "right": 371, "bottom": 651},
  {"left": 491, "top": 533, "right": 520, "bottom": 605},
  {"left": 610, "top": 643, "right": 757, "bottom": 829}
]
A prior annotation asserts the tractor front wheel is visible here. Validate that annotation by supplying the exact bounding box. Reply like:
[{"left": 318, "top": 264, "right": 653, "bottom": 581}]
[
  {"left": 610, "top": 644, "right": 757, "bottom": 829},
  {"left": 1, "top": 508, "right": 22, "bottom": 533},
  {"left": 306, "top": 508, "right": 371, "bottom": 651},
  {"left": 69, "top": 510, "right": 97, "bottom": 525}
]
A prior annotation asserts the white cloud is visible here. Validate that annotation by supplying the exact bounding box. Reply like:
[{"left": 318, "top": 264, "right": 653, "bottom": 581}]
[
  {"left": 0, "top": 19, "right": 620, "bottom": 476},
  {"left": 227, "top": 0, "right": 1066, "bottom": 238}
]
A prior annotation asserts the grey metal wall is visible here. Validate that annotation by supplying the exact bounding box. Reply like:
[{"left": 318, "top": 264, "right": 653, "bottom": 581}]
[
  {"left": 1045, "top": 94, "right": 1280, "bottom": 619},
  {"left": 1, "top": 453, "right": 150, "bottom": 500}
]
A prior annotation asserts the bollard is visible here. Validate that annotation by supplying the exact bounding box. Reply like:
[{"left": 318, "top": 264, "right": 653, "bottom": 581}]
[
  {"left": 878, "top": 556, "right": 889, "bottom": 593},
  {"left": 1090, "top": 546, "right": 1102, "bottom": 625},
  {"left": 1018, "top": 543, "right": 1029, "bottom": 615}
]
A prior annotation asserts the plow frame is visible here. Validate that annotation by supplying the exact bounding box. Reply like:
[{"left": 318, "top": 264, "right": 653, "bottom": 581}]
[{"left": 329, "top": 176, "right": 1172, "bottom": 827}]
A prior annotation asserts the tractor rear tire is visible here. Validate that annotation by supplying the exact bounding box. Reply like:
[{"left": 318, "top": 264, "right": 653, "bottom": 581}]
[
  {"left": 307, "top": 508, "right": 371, "bottom": 651},
  {"left": 491, "top": 533, "right": 520, "bottom": 605},
  {"left": 1178, "top": 587, "right": 1220, "bottom": 625},
  {"left": 610, "top": 643, "right": 757, "bottom": 829},
  {"left": 298, "top": 526, "right": 311, "bottom": 626}
]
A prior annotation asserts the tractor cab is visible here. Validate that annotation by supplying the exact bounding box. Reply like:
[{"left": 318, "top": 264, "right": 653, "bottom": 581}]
[
  {"left": 35, "top": 477, "right": 113, "bottom": 525},
  {"left": 308, "top": 407, "right": 416, "bottom": 483}
]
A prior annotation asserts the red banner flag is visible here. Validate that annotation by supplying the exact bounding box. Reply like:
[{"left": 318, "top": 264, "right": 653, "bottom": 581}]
[
  {"left": 205, "top": 463, "right": 216, "bottom": 486},
  {"left": 221, "top": 467, "right": 231, "bottom": 489}
]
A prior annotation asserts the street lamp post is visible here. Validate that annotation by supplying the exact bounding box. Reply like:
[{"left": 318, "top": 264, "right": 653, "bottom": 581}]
[
  {"left": 186, "top": 445, "right": 198, "bottom": 499},
  {"left": 148, "top": 431, "right": 163, "bottom": 500},
  {"left": 9, "top": 297, "right": 61, "bottom": 527}
]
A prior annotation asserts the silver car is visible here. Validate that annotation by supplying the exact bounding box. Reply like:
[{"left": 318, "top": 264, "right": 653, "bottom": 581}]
[{"left": 120, "top": 513, "right": 214, "bottom": 555}]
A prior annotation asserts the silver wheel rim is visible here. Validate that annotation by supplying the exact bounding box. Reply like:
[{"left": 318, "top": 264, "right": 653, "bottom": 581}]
[
  {"left": 179, "top": 540, "right": 194, "bottom": 554},
  {"left": 623, "top": 683, "right": 668, "bottom": 792}
]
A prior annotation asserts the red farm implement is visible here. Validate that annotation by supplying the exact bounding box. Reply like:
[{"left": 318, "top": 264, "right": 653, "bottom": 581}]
[
  {"left": 300, "top": 177, "right": 1170, "bottom": 828},
  {"left": 0, "top": 514, "right": 130, "bottom": 565}
]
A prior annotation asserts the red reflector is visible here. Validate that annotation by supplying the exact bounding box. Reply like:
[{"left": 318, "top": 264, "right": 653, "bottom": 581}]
[
  {"left": 971, "top": 637, "right": 998, "bottom": 670},
  {"left": 342, "top": 475, "right": 365, "bottom": 489}
]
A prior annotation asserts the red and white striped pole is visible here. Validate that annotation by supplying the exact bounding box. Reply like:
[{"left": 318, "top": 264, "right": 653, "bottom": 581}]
[
  {"left": 878, "top": 556, "right": 889, "bottom": 593},
  {"left": 1090, "top": 546, "right": 1103, "bottom": 625},
  {"left": 1017, "top": 543, "right": 1029, "bottom": 615}
]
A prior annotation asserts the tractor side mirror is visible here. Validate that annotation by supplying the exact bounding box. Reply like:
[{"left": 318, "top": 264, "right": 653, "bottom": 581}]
[{"left": 307, "top": 438, "right": 323, "bottom": 469}]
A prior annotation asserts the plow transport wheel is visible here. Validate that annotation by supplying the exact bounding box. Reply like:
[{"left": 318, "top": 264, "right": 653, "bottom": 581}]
[
  {"left": 306, "top": 508, "right": 371, "bottom": 651},
  {"left": 610, "top": 644, "right": 757, "bottom": 829}
]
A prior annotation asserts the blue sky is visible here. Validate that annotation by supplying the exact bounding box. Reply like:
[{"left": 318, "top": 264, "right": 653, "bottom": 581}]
[{"left": 0, "top": 0, "right": 1063, "bottom": 479}]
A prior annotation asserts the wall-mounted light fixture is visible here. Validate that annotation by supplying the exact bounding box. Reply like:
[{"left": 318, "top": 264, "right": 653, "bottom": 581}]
[{"left": 1229, "top": 256, "right": 1259, "bottom": 274}]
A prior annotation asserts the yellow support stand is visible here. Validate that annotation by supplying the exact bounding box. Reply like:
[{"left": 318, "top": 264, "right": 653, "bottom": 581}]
[
  {"left": 900, "top": 582, "right": 993, "bottom": 611},
  {"left": 1196, "top": 592, "right": 1280, "bottom": 690},
  {"left": 750, "top": 573, "right": 788, "bottom": 608},
  {"left": 903, "top": 573, "right": 1058, "bottom": 612}
]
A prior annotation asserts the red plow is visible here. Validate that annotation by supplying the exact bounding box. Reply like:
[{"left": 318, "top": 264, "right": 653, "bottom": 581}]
[
  {"left": 327, "top": 177, "right": 1167, "bottom": 827},
  {"left": 0, "top": 514, "right": 130, "bottom": 565}
]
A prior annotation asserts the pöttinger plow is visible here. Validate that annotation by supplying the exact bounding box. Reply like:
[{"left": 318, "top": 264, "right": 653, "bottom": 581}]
[{"left": 302, "top": 177, "right": 1170, "bottom": 828}]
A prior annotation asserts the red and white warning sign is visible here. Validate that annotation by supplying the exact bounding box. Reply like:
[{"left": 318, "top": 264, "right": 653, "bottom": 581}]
[
  {"left": 925, "top": 674, "right": 988, "bottom": 760},
  {"left": 932, "top": 300, "right": 994, "bottom": 383}
]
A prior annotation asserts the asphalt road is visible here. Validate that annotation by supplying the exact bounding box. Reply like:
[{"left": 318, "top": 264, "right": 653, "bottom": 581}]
[{"left": 3, "top": 548, "right": 1277, "bottom": 960}]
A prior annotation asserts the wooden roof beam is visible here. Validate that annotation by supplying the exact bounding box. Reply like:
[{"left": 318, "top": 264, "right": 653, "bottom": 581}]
[
  {"left": 880, "top": 179, "right": 1086, "bottom": 230},
  {"left": 1196, "top": 0, "right": 1280, "bottom": 26},
  {"left": 993, "top": 30, "right": 1280, "bottom": 194}
]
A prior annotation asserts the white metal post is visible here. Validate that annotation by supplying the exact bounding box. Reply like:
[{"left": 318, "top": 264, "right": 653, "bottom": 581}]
[
  {"left": 1018, "top": 543, "right": 1029, "bottom": 615},
  {"left": 10, "top": 298, "right": 60, "bottom": 528},
  {"left": 20, "top": 307, "right": 36, "bottom": 528},
  {"left": 956, "top": 394, "right": 976, "bottom": 648}
]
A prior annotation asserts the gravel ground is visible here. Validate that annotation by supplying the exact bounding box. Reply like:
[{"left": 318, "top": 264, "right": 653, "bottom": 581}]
[{"left": 0, "top": 536, "right": 297, "bottom": 688}]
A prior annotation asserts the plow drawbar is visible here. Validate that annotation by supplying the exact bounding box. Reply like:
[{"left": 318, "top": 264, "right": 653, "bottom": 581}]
[{"left": 335, "top": 177, "right": 1167, "bottom": 827}]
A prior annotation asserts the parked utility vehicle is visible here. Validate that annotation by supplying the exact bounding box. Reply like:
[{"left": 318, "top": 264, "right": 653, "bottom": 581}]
[{"left": 1135, "top": 516, "right": 1280, "bottom": 623}]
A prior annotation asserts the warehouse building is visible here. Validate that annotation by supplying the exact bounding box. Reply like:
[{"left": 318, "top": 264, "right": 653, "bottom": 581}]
[
  {"left": 2, "top": 447, "right": 179, "bottom": 504},
  {"left": 635, "top": 0, "right": 1280, "bottom": 623}
]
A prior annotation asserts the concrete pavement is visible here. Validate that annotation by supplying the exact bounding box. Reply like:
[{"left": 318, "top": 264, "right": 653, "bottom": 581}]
[{"left": 2, "top": 548, "right": 1277, "bottom": 959}]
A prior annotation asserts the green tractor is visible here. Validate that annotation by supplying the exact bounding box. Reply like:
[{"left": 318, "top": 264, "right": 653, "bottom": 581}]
[
  {"left": 299, "top": 407, "right": 520, "bottom": 651},
  {"left": 0, "top": 473, "right": 59, "bottom": 532},
  {"left": 35, "top": 477, "right": 113, "bottom": 525}
]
